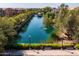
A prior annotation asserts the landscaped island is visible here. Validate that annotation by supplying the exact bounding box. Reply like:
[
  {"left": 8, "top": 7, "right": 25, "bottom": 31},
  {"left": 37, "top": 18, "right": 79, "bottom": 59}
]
[{"left": 0, "top": 3, "right": 79, "bottom": 53}]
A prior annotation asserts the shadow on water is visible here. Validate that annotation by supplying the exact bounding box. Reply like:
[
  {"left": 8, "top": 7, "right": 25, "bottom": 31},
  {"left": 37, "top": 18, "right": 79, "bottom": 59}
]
[{"left": 20, "top": 17, "right": 34, "bottom": 33}]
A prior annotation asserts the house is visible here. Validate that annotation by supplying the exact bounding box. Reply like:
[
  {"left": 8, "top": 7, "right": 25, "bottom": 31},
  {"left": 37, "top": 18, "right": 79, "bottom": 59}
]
[
  {"left": 4, "top": 8, "right": 24, "bottom": 17},
  {"left": 4, "top": 8, "right": 15, "bottom": 16}
]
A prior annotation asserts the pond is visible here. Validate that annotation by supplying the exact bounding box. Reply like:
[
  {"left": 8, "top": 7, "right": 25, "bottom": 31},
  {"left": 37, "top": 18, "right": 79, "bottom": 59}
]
[{"left": 17, "top": 15, "right": 53, "bottom": 43}]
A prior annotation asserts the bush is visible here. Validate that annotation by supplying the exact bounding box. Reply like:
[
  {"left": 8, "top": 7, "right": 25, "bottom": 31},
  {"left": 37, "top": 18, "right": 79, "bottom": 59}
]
[
  {"left": 42, "top": 44, "right": 61, "bottom": 49},
  {"left": 74, "top": 44, "right": 79, "bottom": 49},
  {"left": 15, "top": 44, "right": 29, "bottom": 49},
  {"left": 11, "top": 43, "right": 74, "bottom": 50}
]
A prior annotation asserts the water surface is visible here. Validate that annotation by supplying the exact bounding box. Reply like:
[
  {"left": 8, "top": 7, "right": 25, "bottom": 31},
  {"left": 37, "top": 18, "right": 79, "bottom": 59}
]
[{"left": 17, "top": 15, "right": 50, "bottom": 43}]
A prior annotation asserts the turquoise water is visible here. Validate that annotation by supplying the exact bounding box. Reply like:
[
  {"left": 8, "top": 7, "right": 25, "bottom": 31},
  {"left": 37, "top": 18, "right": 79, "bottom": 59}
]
[{"left": 17, "top": 15, "right": 50, "bottom": 43}]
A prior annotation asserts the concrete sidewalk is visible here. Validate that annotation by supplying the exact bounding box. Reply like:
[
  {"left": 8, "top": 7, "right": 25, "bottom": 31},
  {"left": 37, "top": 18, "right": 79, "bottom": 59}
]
[{"left": 22, "top": 50, "right": 79, "bottom": 56}]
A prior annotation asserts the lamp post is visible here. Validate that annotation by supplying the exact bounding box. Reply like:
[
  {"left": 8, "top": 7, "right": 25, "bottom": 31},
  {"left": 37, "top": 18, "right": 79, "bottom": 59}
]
[{"left": 61, "top": 38, "right": 63, "bottom": 50}]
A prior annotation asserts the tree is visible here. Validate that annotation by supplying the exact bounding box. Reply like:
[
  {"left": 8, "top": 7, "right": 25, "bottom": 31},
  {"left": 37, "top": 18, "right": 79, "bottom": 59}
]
[
  {"left": 53, "top": 4, "right": 69, "bottom": 38},
  {"left": 43, "top": 7, "right": 52, "bottom": 14},
  {"left": 67, "top": 10, "right": 79, "bottom": 41},
  {"left": 0, "top": 28, "right": 8, "bottom": 52}
]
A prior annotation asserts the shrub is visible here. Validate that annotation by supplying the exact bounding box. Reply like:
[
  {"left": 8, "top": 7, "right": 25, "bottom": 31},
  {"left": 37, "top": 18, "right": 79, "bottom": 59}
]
[
  {"left": 74, "top": 44, "right": 79, "bottom": 49},
  {"left": 15, "top": 44, "right": 29, "bottom": 49},
  {"left": 13, "top": 43, "right": 74, "bottom": 49}
]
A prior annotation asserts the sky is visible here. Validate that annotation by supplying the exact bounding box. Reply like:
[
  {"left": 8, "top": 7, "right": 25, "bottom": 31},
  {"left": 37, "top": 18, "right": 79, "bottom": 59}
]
[{"left": 0, "top": 3, "right": 79, "bottom": 8}]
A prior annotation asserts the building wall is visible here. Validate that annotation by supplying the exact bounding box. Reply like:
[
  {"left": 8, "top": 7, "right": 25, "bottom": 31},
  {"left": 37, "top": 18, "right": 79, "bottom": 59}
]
[{"left": 0, "top": 8, "right": 24, "bottom": 17}]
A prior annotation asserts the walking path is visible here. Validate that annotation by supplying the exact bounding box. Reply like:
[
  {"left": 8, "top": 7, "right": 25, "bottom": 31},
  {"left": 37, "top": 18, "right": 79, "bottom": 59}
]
[
  {"left": 3, "top": 50, "right": 79, "bottom": 56},
  {"left": 22, "top": 50, "right": 79, "bottom": 56}
]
